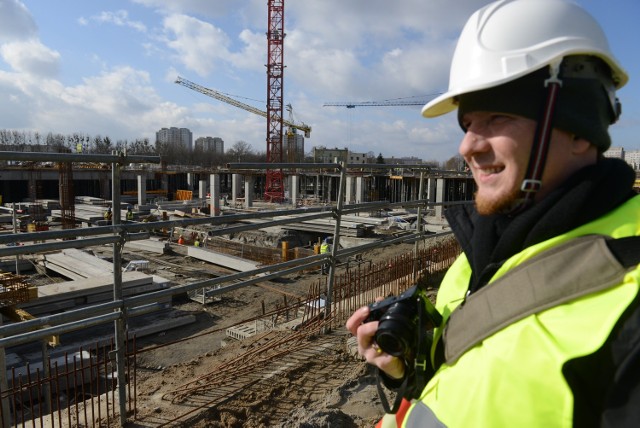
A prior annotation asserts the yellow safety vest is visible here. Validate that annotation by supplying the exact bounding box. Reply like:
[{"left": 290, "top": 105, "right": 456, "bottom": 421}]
[{"left": 403, "top": 194, "right": 640, "bottom": 427}]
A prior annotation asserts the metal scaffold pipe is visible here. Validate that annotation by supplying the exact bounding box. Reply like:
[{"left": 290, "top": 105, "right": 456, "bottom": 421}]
[{"left": 0, "top": 150, "right": 160, "bottom": 164}]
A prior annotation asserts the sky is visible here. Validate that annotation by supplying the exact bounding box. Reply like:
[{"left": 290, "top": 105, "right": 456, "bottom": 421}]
[{"left": 0, "top": 0, "right": 638, "bottom": 163}]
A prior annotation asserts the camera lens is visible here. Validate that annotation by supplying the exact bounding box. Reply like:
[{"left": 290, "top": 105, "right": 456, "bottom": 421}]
[{"left": 375, "top": 305, "right": 416, "bottom": 357}]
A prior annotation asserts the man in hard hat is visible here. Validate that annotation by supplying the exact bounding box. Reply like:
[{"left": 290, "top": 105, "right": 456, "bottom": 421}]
[{"left": 347, "top": 0, "right": 640, "bottom": 426}]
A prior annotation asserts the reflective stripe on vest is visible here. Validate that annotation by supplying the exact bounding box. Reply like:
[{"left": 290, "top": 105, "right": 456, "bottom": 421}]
[
  {"left": 405, "top": 400, "right": 446, "bottom": 428},
  {"left": 444, "top": 234, "right": 637, "bottom": 363}
]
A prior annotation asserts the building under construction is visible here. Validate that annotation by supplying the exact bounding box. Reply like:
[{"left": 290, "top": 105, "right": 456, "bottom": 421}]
[{"left": 0, "top": 148, "right": 476, "bottom": 426}]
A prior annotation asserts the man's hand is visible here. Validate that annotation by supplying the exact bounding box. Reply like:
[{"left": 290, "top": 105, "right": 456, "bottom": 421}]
[{"left": 346, "top": 305, "right": 406, "bottom": 380}]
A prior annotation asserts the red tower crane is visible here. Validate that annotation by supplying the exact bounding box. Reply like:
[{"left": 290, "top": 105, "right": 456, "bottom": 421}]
[
  {"left": 265, "top": 0, "right": 286, "bottom": 202},
  {"left": 177, "top": 1, "right": 304, "bottom": 202}
]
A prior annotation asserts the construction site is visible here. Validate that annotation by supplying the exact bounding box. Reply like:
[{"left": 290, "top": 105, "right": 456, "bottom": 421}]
[{"left": 0, "top": 148, "right": 469, "bottom": 427}]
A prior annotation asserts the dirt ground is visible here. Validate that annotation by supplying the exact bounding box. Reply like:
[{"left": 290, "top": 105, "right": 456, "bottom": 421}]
[{"left": 88, "top": 234, "right": 449, "bottom": 427}]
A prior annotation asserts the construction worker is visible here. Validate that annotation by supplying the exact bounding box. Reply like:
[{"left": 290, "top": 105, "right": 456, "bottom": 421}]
[
  {"left": 194, "top": 236, "right": 200, "bottom": 247},
  {"left": 126, "top": 206, "right": 134, "bottom": 220},
  {"left": 320, "top": 237, "right": 331, "bottom": 274},
  {"left": 347, "top": 0, "right": 640, "bottom": 426},
  {"left": 103, "top": 207, "right": 112, "bottom": 221},
  {"left": 177, "top": 235, "right": 185, "bottom": 245}
]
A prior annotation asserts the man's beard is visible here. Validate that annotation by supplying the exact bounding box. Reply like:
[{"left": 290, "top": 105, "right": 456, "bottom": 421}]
[{"left": 474, "top": 185, "right": 523, "bottom": 215}]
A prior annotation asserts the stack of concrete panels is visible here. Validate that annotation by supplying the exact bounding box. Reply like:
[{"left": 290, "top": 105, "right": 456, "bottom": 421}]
[
  {"left": 41, "top": 248, "right": 113, "bottom": 280},
  {"left": 277, "top": 216, "right": 372, "bottom": 237},
  {"left": 28, "top": 248, "right": 172, "bottom": 315},
  {"left": 126, "top": 238, "right": 169, "bottom": 255},
  {"left": 20, "top": 271, "right": 171, "bottom": 315},
  {"left": 51, "top": 200, "right": 136, "bottom": 224}
]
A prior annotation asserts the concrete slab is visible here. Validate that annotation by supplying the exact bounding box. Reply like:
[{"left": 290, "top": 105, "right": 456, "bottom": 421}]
[
  {"left": 188, "top": 246, "right": 259, "bottom": 272},
  {"left": 35, "top": 271, "right": 151, "bottom": 301},
  {"left": 126, "top": 239, "right": 169, "bottom": 254}
]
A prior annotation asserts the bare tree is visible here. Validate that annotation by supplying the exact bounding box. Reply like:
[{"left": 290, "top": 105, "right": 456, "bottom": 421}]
[
  {"left": 226, "top": 140, "right": 254, "bottom": 162},
  {"left": 443, "top": 154, "right": 466, "bottom": 171}
]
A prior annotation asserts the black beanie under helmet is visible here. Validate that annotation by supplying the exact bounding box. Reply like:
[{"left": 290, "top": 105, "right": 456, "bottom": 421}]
[{"left": 457, "top": 55, "right": 620, "bottom": 153}]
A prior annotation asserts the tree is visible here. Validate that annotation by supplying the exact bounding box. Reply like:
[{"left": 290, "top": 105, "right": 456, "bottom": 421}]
[
  {"left": 227, "top": 140, "right": 254, "bottom": 162},
  {"left": 376, "top": 153, "right": 385, "bottom": 164},
  {"left": 129, "top": 138, "right": 155, "bottom": 155},
  {"left": 443, "top": 154, "right": 466, "bottom": 171}
]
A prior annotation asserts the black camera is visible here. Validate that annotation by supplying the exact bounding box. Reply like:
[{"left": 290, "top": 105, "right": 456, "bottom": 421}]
[{"left": 365, "top": 285, "right": 442, "bottom": 360}]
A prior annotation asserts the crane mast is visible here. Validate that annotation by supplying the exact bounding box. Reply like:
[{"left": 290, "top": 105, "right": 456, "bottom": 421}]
[
  {"left": 177, "top": 1, "right": 310, "bottom": 202},
  {"left": 265, "top": 0, "right": 286, "bottom": 202}
]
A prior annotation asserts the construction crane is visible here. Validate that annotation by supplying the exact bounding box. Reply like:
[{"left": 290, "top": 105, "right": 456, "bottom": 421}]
[
  {"left": 177, "top": 0, "right": 305, "bottom": 202},
  {"left": 265, "top": 0, "right": 286, "bottom": 201},
  {"left": 175, "top": 77, "right": 311, "bottom": 138},
  {"left": 323, "top": 94, "right": 441, "bottom": 109},
  {"left": 323, "top": 100, "right": 424, "bottom": 108}
]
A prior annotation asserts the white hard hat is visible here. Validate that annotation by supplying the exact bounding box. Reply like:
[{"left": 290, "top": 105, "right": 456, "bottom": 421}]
[{"left": 422, "top": 0, "right": 628, "bottom": 118}]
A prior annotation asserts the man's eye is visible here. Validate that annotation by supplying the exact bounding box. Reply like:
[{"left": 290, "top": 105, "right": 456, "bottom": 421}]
[{"left": 490, "top": 115, "right": 510, "bottom": 124}]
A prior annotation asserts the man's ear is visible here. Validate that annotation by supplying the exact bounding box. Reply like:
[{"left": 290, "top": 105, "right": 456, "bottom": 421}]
[{"left": 571, "top": 136, "right": 595, "bottom": 155}]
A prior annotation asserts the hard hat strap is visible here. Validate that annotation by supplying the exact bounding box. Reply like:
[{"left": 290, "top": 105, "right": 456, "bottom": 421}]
[{"left": 515, "top": 61, "right": 563, "bottom": 212}]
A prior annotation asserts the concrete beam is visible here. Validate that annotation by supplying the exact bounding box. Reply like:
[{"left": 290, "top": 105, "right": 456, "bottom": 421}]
[{"left": 187, "top": 246, "right": 259, "bottom": 272}]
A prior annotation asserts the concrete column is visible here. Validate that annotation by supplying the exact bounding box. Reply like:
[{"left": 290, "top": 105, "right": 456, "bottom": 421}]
[
  {"left": 161, "top": 174, "right": 169, "bottom": 196},
  {"left": 101, "top": 176, "right": 111, "bottom": 200},
  {"left": 412, "top": 177, "right": 418, "bottom": 201},
  {"left": 435, "top": 178, "right": 445, "bottom": 218},
  {"left": 232, "top": 174, "right": 241, "bottom": 202},
  {"left": 427, "top": 177, "right": 436, "bottom": 207},
  {"left": 345, "top": 176, "right": 354, "bottom": 205},
  {"left": 291, "top": 175, "right": 299, "bottom": 207},
  {"left": 187, "top": 172, "right": 194, "bottom": 190},
  {"left": 198, "top": 180, "right": 206, "bottom": 201},
  {"left": 356, "top": 176, "right": 364, "bottom": 204},
  {"left": 315, "top": 175, "right": 321, "bottom": 200},
  {"left": 137, "top": 174, "right": 146, "bottom": 206},
  {"left": 210, "top": 174, "right": 221, "bottom": 216},
  {"left": 244, "top": 176, "right": 254, "bottom": 209}
]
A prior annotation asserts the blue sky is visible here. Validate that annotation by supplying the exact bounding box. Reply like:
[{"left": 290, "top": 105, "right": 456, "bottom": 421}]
[{"left": 0, "top": 0, "right": 638, "bottom": 162}]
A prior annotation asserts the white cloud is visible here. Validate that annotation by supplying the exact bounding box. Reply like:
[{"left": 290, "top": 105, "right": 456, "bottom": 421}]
[
  {"left": 0, "top": 39, "right": 60, "bottom": 77},
  {"left": 130, "top": 0, "right": 238, "bottom": 19},
  {"left": 162, "top": 14, "right": 232, "bottom": 76},
  {"left": 81, "top": 10, "right": 147, "bottom": 33},
  {"left": 51, "top": 67, "right": 186, "bottom": 138},
  {"left": 0, "top": 62, "right": 190, "bottom": 143},
  {"left": 0, "top": 0, "right": 37, "bottom": 43},
  {"left": 228, "top": 29, "right": 264, "bottom": 70}
]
